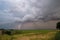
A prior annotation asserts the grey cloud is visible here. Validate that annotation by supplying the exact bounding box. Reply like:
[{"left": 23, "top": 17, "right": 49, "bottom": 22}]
[
  {"left": 0, "top": 0, "right": 60, "bottom": 29},
  {"left": 0, "top": 0, "right": 60, "bottom": 22}
]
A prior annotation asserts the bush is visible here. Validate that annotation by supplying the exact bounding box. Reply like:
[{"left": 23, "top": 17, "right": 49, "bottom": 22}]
[
  {"left": 56, "top": 22, "right": 60, "bottom": 29},
  {"left": 55, "top": 31, "right": 60, "bottom": 40},
  {"left": 5, "top": 30, "right": 12, "bottom": 35}
]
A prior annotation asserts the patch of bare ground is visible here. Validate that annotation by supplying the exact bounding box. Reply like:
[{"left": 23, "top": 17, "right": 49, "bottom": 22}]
[{"left": 15, "top": 32, "right": 56, "bottom": 40}]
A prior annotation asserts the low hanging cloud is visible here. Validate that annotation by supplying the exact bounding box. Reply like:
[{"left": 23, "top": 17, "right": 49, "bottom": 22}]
[{"left": 0, "top": 0, "right": 60, "bottom": 24}]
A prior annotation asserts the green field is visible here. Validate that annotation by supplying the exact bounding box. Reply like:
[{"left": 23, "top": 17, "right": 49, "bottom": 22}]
[{"left": 0, "top": 30, "right": 60, "bottom": 40}]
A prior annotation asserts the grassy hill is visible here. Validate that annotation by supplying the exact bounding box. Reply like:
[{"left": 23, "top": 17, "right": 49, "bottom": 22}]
[{"left": 0, "top": 30, "right": 60, "bottom": 40}]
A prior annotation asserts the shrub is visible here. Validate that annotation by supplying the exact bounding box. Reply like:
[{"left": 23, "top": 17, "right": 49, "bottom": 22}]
[{"left": 56, "top": 22, "right": 60, "bottom": 30}]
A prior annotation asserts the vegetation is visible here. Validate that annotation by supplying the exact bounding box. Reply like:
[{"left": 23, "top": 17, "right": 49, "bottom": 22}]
[
  {"left": 56, "top": 22, "right": 60, "bottom": 29},
  {"left": 0, "top": 29, "right": 60, "bottom": 40}
]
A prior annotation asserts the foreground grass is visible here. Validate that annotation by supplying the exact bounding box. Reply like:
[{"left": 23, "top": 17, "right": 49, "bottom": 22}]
[{"left": 0, "top": 30, "right": 60, "bottom": 40}]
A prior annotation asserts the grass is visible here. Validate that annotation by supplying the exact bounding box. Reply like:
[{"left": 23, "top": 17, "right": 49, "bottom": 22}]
[
  {"left": 0, "top": 30, "right": 60, "bottom": 40},
  {"left": 15, "top": 30, "right": 56, "bottom": 34}
]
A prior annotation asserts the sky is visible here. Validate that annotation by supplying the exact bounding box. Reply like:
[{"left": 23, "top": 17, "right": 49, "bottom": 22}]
[{"left": 0, "top": 0, "right": 60, "bottom": 29}]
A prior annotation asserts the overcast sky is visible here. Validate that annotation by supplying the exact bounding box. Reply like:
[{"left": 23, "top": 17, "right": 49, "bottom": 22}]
[
  {"left": 0, "top": 0, "right": 60, "bottom": 22},
  {"left": 0, "top": 0, "right": 60, "bottom": 25}
]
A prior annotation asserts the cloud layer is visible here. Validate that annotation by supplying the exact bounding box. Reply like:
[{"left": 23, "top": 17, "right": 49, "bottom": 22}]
[{"left": 0, "top": 0, "right": 60, "bottom": 24}]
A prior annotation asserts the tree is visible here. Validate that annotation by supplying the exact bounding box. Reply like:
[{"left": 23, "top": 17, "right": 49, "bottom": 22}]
[
  {"left": 5, "top": 30, "right": 12, "bottom": 35},
  {"left": 56, "top": 22, "right": 60, "bottom": 29}
]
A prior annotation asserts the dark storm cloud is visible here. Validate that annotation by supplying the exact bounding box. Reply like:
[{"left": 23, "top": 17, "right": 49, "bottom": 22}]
[
  {"left": 0, "top": 0, "right": 60, "bottom": 29},
  {"left": 0, "top": 0, "right": 60, "bottom": 22},
  {"left": 34, "top": 0, "right": 60, "bottom": 21}
]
